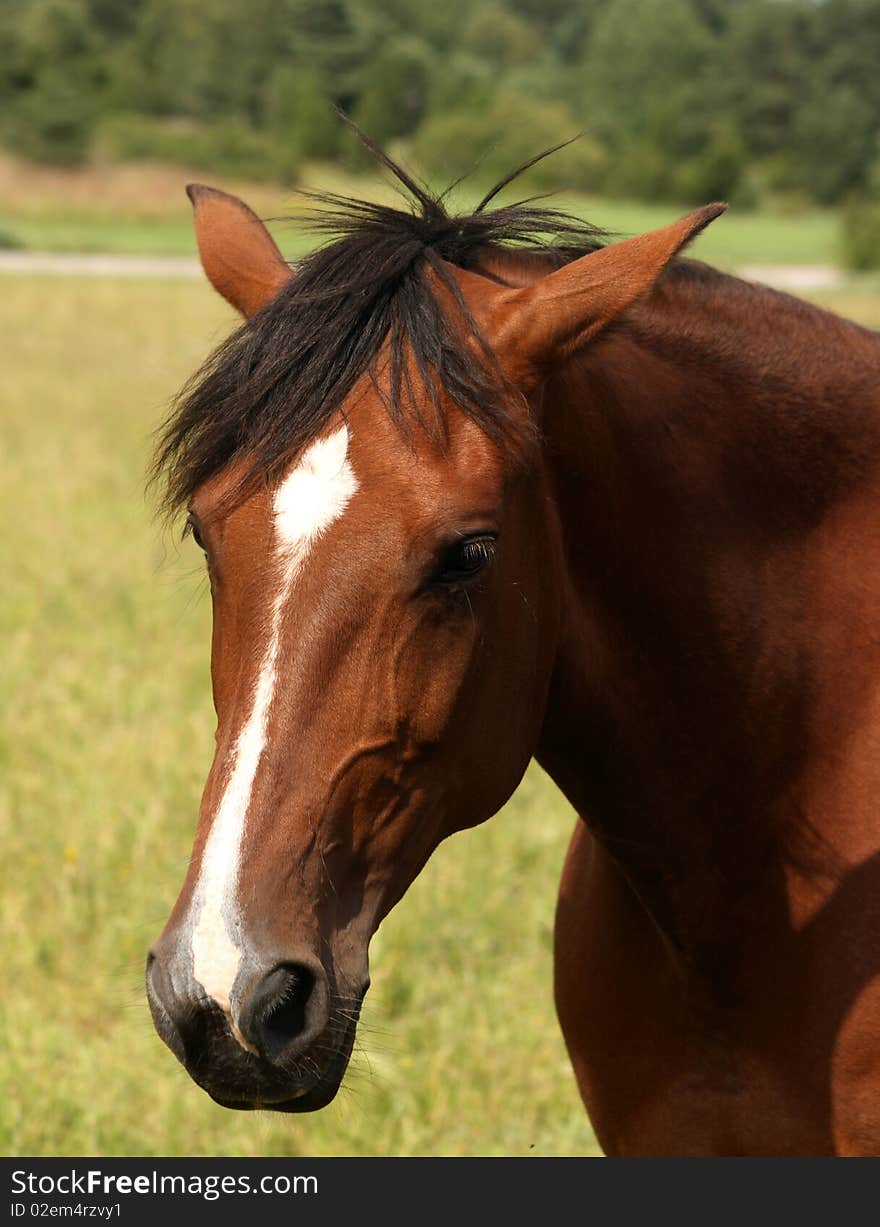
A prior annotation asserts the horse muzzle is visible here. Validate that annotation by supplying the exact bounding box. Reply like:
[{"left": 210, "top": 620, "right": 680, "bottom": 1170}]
[{"left": 145, "top": 944, "right": 365, "bottom": 1111}]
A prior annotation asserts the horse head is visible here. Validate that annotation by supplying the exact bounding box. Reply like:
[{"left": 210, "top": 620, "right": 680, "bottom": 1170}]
[{"left": 146, "top": 170, "right": 720, "bottom": 1111}]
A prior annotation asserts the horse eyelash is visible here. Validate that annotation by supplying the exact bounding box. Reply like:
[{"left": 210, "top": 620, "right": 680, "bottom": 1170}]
[{"left": 182, "top": 513, "right": 207, "bottom": 553}]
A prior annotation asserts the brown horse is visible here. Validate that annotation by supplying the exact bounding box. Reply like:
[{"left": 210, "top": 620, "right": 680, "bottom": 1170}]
[{"left": 146, "top": 153, "right": 880, "bottom": 1155}]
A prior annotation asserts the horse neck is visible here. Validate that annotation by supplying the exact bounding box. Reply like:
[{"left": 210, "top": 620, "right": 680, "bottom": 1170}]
[{"left": 534, "top": 262, "right": 880, "bottom": 962}]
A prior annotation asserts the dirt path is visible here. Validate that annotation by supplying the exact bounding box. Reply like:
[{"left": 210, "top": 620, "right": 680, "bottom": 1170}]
[
  {"left": 0, "top": 250, "right": 846, "bottom": 291},
  {"left": 737, "top": 264, "right": 844, "bottom": 291},
  {"left": 0, "top": 251, "right": 201, "bottom": 277}
]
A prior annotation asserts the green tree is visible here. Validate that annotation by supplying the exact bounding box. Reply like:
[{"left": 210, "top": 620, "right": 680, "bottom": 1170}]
[
  {"left": 353, "top": 36, "right": 433, "bottom": 143},
  {"left": 0, "top": 0, "right": 878, "bottom": 209},
  {"left": 2, "top": 0, "right": 107, "bottom": 164},
  {"left": 412, "top": 92, "right": 605, "bottom": 192},
  {"left": 265, "top": 66, "right": 340, "bottom": 160},
  {"left": 462, "top": 3, "right": 539, "bottom": 69},
  {"left": 85, "top": 0, "right": 146, "bottom": 41},
  {"left": 719, "top": 0, "right": 816, "bottom": 169},
  {"left": 793, "top": 87, "right": 878, "bottom": 205},
  {"left": 580, "top": 0, "right": 720, "bottom": 200}
]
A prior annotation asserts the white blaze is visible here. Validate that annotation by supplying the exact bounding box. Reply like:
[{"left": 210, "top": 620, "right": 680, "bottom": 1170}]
[{"left": 190, "top": 426, "right": 358, "bottom": 1025}]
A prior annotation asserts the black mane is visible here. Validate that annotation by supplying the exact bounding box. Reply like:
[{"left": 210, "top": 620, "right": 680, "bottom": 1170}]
[{"left": 152, "top": 140, "right": 607, "bottom": 517}]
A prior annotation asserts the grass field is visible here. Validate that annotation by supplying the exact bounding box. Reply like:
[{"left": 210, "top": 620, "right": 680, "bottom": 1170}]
[
  {"left": 0, "top": 154, "right": 848, "bottom": 268},
  {"left": 2, "top": 264, "right": 877, "bottom": 1159}
]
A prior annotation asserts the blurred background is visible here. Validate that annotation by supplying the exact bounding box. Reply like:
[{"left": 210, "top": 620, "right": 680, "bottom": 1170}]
[
  {"left": 0, "top": 0, "right": 880, "bottom": 271},
  {"left": 1, "top": 0, "right": 879, "bottom": 1159}
]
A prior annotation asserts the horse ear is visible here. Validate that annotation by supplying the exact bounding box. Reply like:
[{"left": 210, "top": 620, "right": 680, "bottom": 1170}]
[
  {"left": 488, "top": 203, "right": 727, "bottom": 382},
  {"left": 187, "top": 184, "right": 293, "bottom": 318}
]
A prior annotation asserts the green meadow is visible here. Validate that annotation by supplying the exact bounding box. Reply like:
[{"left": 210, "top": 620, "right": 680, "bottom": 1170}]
[
  {"left": 0, "top": 197, "right": 845, "bottom": 269},
  {"left": 0, "top": 155, "right": 850, "bottom": 269},
  {"left": 2, "top": 262, "right": 877, "bottom": 1158}
]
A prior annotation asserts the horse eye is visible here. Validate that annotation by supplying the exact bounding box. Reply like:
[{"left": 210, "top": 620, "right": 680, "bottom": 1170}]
[
  {"left": 437, "top": 535, "right": 497, "bottom": 584},
  {"left": 185, "top": 514, "right": 206, "bottom": 553}
]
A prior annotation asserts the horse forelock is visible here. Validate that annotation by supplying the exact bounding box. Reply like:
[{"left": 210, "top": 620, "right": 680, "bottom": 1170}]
[{"left": 150, "top": 145, "right": 608, "bottom": 522}]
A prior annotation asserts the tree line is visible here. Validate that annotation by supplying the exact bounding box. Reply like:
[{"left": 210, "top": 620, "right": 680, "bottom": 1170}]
[{"left": 1, "top": 0, "right": 879, "bottom": 212}]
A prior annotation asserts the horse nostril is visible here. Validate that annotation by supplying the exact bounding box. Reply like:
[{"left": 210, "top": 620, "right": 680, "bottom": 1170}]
[
  {"left": 146, "top": 948, "right": 206, "bottom": 1067},
  {"left": 263, "top": 967, "right": 313, "bottom": 1040},
  {"left": 240, "top": 963, "right": 322, "bottom": 1063}
]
